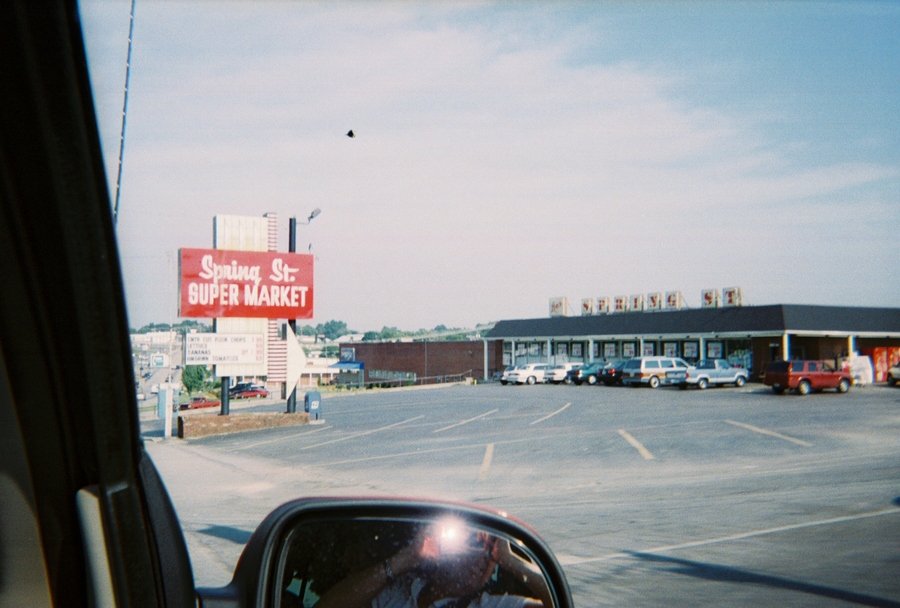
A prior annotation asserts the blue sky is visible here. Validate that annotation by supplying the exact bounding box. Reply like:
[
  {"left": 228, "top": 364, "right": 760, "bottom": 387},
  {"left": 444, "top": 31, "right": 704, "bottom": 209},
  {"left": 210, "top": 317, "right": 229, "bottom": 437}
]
[{"left": 80, "top": 1, "right": 899, "bottom": 332}]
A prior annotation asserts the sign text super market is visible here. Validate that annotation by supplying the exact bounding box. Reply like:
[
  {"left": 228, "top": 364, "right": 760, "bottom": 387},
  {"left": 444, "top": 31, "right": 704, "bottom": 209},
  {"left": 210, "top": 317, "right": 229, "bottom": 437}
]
[{"left": 179, "top": 248, "right": 314, "bottom": 319}]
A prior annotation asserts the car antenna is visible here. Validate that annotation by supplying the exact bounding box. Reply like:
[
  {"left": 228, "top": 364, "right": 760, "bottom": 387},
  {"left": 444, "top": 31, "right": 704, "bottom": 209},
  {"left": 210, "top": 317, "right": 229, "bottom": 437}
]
[{"left": 113, "top": 0, "right": 137, "bottom": 225}]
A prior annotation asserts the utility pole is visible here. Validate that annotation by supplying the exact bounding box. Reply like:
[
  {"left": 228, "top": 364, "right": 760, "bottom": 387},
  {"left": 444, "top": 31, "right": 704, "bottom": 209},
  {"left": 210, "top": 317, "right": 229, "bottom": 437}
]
[{"left": 286, "top": 216, "right": 298, "bottom": 413}]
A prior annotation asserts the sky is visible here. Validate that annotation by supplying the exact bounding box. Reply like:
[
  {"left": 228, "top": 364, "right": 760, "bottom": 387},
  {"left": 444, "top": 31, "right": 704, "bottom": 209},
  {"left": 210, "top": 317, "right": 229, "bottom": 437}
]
[{"left": 79, "top": 1, "right": 899, "bottom": 333}]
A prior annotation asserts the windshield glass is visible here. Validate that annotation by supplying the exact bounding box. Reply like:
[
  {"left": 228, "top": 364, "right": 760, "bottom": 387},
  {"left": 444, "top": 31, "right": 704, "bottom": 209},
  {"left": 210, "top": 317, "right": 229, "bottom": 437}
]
[{"left": 78, "top": 2, "right": 899, "bottom": 605}]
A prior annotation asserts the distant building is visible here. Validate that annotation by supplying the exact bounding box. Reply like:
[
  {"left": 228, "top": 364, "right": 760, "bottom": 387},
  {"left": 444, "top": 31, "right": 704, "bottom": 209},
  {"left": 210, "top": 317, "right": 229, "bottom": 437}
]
[
  {"left": 337, "top": 341, "right": 503, "bottom": 384},
  {"left": 131, "top": 331, "right": 179, "bottom": 347},
  {"left": 333, "top": 333, "right": 366, "bottom": 343}
]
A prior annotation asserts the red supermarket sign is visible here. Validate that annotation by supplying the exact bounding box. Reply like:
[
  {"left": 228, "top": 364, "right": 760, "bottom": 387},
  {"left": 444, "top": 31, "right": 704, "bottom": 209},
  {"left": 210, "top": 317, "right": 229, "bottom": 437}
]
[{"left": 179, "top": 248, "right": 314, "bottom": 319}]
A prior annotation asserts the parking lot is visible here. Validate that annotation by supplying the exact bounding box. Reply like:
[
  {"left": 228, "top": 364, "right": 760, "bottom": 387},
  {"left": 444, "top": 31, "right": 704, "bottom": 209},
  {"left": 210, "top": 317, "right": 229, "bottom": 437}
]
[{"left": 145, "top": 382, "right": 900, "bottom": 606}]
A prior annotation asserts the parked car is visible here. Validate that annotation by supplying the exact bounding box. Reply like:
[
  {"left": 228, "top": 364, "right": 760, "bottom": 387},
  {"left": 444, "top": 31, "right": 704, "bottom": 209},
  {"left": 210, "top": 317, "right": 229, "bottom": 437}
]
[
  {"left": 506, "top": 363, "right": 550, "bottom": 385},
  {"left": 499, "top": 366, "right": 519, "bottom": 385},
  {"left": 599, "top": 359, "right": 627, "bottom": 386},
  {"left": 229, "top": 381, "right": 264, "bottom": 396},
  {"left": 621, "top": 357, "right": 690, "bottom": 388},
  {"left": 682, "top": 359, "right": 749, "bottom": 389},
  {"left": 888, "top": 361, "right": 900, "bottom": 386},
  {"left": 181, "top": 396, "right": 222, "bottom": 410},
  {"left": 567, "top": 361, "right": 606, "bottom": 385},
  {"left": 764, "top": 360, "right": 853, "bottom": 394},
  {"left": 232, "top": 387, "right": 270, "bottom": 399},
  {"left": 545, "top": 362, "right": 582, "bottom": 383}
]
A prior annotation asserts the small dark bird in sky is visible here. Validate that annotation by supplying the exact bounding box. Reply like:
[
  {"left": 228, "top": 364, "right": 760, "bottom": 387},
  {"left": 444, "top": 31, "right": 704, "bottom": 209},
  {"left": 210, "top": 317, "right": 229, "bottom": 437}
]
[{"left": 346, "top": 130, "right": 355, "bottom": 138}]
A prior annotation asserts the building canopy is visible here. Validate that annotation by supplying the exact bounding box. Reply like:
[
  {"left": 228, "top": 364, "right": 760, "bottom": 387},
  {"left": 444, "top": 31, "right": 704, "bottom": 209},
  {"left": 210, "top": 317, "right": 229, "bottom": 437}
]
[{"left": 486, "top": 305, "right": 900, "bottom": 340}]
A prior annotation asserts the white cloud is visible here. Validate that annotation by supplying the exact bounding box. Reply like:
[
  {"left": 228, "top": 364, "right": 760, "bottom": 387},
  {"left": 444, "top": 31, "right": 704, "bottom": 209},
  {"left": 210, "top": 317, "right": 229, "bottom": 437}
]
[{"left": 82, "top": 2, "right": 898, "bottom": 329}]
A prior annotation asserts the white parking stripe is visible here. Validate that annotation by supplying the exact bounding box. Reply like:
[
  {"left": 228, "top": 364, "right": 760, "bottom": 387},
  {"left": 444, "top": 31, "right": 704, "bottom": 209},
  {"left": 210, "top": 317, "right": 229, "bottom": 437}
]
[
  {"left": 618, "top": 429, "right": 655, "bottom": 460},
  {"left": 478, "top": 443, "right": 495, "bottom": 481},
  {"left": 530, "top": 402, "right": 571, "bottom": 425},
  {"left": 320, "top": 436, "right": 536, "bottom": 466},
  {"left": 299, "top": 415, "right": 424, "bottom": 450},
  {"left": 725, "top": 419, "right": 812, "bottom": 447},
  {"left": 559, "top": 507, "right": 900, "bottom": 566},
  {"left": 236, "top": 424, "right": 332, "bottom": 450},
  {"left": 433, "top": 409, "right": 498, "bottom": 433}
]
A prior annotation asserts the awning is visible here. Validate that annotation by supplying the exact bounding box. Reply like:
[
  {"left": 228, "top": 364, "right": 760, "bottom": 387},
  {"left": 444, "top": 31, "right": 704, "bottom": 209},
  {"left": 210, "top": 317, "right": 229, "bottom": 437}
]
[{"left": 329, "top": 361, "right": 364, "bottom": 371}]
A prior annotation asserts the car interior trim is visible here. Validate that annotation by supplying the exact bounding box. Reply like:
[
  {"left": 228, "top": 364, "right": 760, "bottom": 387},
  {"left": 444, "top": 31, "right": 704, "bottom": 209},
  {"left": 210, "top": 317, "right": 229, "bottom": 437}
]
[{"left": 77, "top": 486, "right": 117, "bottom": 608}]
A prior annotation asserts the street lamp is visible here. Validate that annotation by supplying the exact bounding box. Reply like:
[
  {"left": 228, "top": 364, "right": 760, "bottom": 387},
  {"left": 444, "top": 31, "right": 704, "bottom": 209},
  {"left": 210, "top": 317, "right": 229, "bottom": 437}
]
[{"left": 290, "top": 208, "right": 321, "bottom": 253}]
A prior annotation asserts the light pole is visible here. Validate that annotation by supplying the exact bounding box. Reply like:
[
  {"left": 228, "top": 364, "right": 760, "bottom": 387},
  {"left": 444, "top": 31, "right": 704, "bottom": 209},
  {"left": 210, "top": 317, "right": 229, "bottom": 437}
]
[{"left": 286, "top": 208, "right": 320, "bottom": 413}]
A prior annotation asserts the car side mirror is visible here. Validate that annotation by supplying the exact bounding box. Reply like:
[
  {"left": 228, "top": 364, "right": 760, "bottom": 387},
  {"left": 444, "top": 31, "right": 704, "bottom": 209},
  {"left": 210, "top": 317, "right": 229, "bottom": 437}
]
[{"left": 196, "top": 498, "right": 573, "bottom": 608}]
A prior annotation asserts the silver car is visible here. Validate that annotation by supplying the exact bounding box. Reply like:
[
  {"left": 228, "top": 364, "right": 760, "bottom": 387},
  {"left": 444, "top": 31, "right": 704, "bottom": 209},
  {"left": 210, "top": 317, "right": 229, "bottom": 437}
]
[{"left": 683, "top": 359, "right": 749, "bottom": 389}]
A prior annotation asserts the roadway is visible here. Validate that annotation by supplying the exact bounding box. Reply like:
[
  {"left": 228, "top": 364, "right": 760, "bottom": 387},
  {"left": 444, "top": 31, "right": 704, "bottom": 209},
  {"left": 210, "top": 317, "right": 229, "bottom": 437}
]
[{"left": 144, "top": 382, "right": 900, "bottom": 606}]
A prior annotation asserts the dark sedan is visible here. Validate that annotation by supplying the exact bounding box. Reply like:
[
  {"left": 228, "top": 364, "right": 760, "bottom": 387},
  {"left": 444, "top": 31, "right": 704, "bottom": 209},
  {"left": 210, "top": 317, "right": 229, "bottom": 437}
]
[
  {"left": 566, "top": 361, "right": 606, "bottom": 385},
  {"left": 599, "top": 360, "right": 627, "bottom": 385}
]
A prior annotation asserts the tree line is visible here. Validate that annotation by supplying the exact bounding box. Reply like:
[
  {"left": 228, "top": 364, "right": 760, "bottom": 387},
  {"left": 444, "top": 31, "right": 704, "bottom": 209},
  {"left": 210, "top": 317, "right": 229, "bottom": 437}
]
[{"left": 133, "top": 319, "right": 475, "bottom": 343}]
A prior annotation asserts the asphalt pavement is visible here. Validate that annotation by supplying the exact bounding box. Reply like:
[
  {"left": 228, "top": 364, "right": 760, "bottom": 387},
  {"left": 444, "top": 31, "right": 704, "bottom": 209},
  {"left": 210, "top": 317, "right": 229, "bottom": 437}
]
[{"left": 144, "top": 382, "right": 900, "bottom": 606}]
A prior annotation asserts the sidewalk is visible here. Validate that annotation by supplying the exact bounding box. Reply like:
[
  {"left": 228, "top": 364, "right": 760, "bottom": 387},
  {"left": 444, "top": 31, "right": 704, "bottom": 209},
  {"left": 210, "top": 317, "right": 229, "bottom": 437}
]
[{"left": 145, "top": 439, "right": 303, "bottom": 587}]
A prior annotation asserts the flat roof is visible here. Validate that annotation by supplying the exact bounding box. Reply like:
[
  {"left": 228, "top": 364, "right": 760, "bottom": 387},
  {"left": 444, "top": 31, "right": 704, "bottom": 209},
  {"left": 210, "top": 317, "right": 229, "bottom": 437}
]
[{"left": 486, "top": 305, "right": 900, "bottom": 340}]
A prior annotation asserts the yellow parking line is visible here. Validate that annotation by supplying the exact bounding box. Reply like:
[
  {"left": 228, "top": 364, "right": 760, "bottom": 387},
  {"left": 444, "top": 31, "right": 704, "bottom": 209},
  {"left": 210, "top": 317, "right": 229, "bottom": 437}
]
[
  {"left": 725, "top": 420, "right": 812, "bottom": 447},
  {"left": 618, "top": 429, "right": 655, "bottom": 460},
  {"left": 531, "top": 402, "right": 571, "bottom": 425},
  {"left": 478, "top": 443, "right": 495, "bottom": 481},
  {"left": 433, "top": 409, "right": 498, "bottom": 433}
]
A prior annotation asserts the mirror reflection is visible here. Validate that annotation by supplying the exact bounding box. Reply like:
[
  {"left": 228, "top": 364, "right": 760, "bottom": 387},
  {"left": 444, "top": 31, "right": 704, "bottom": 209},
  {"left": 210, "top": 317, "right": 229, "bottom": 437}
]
[{"left": 278, "top": 516, "right": 553, "bottom": 608}]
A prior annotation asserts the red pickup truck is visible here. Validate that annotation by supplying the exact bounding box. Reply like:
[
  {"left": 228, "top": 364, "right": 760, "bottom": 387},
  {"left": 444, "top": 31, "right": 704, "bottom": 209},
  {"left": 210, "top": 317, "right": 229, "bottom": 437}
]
[{"left": 764, "top": 360, "right": 853, "bottom": 395}]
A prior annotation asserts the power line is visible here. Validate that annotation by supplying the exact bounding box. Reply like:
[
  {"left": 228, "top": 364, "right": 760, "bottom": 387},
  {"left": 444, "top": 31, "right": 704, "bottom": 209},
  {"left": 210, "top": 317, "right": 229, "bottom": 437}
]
[{"left": 113, "top": 0, "right": 137, "bottom": 225}]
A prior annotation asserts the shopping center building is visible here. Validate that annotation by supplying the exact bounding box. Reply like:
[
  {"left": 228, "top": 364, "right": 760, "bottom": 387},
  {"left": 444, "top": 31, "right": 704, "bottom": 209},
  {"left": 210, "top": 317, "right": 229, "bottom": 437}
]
[
  {"left": 486, "top": 304, "right": 900, "bottom": 381},
  {"left": 338, "top": 304, "right": 900, "bottom": 384}
]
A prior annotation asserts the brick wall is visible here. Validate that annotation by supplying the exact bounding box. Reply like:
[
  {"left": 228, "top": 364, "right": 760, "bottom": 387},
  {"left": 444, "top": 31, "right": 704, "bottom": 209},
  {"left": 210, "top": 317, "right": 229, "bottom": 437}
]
[{"left": 339, "top": 341, "right": 504, "bottom": 381}]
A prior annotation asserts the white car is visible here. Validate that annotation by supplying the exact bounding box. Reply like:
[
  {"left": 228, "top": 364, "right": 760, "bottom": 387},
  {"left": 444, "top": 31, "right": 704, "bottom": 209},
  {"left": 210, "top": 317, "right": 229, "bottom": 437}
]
[
  {"left": 545, "top": 363, "right": 582, "bottom": 384},
  {"left": 506, "top": 363, "right": 550, "bottom": 385},
  {"left": 499, "top": 366, "right": 519, "bottom": 385},
  {"left": 887, "top": 361, "right": 900, "bottom": 386}
]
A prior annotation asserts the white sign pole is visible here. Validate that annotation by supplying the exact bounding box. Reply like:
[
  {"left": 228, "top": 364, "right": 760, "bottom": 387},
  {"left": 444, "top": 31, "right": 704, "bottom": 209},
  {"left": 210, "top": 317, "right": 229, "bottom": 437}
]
[
  {"left": 164, "top": 387, "right": 172, "bottom": 439},
  {"left": 285, "top": 324, "right": 307, "bottom": 409}
]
